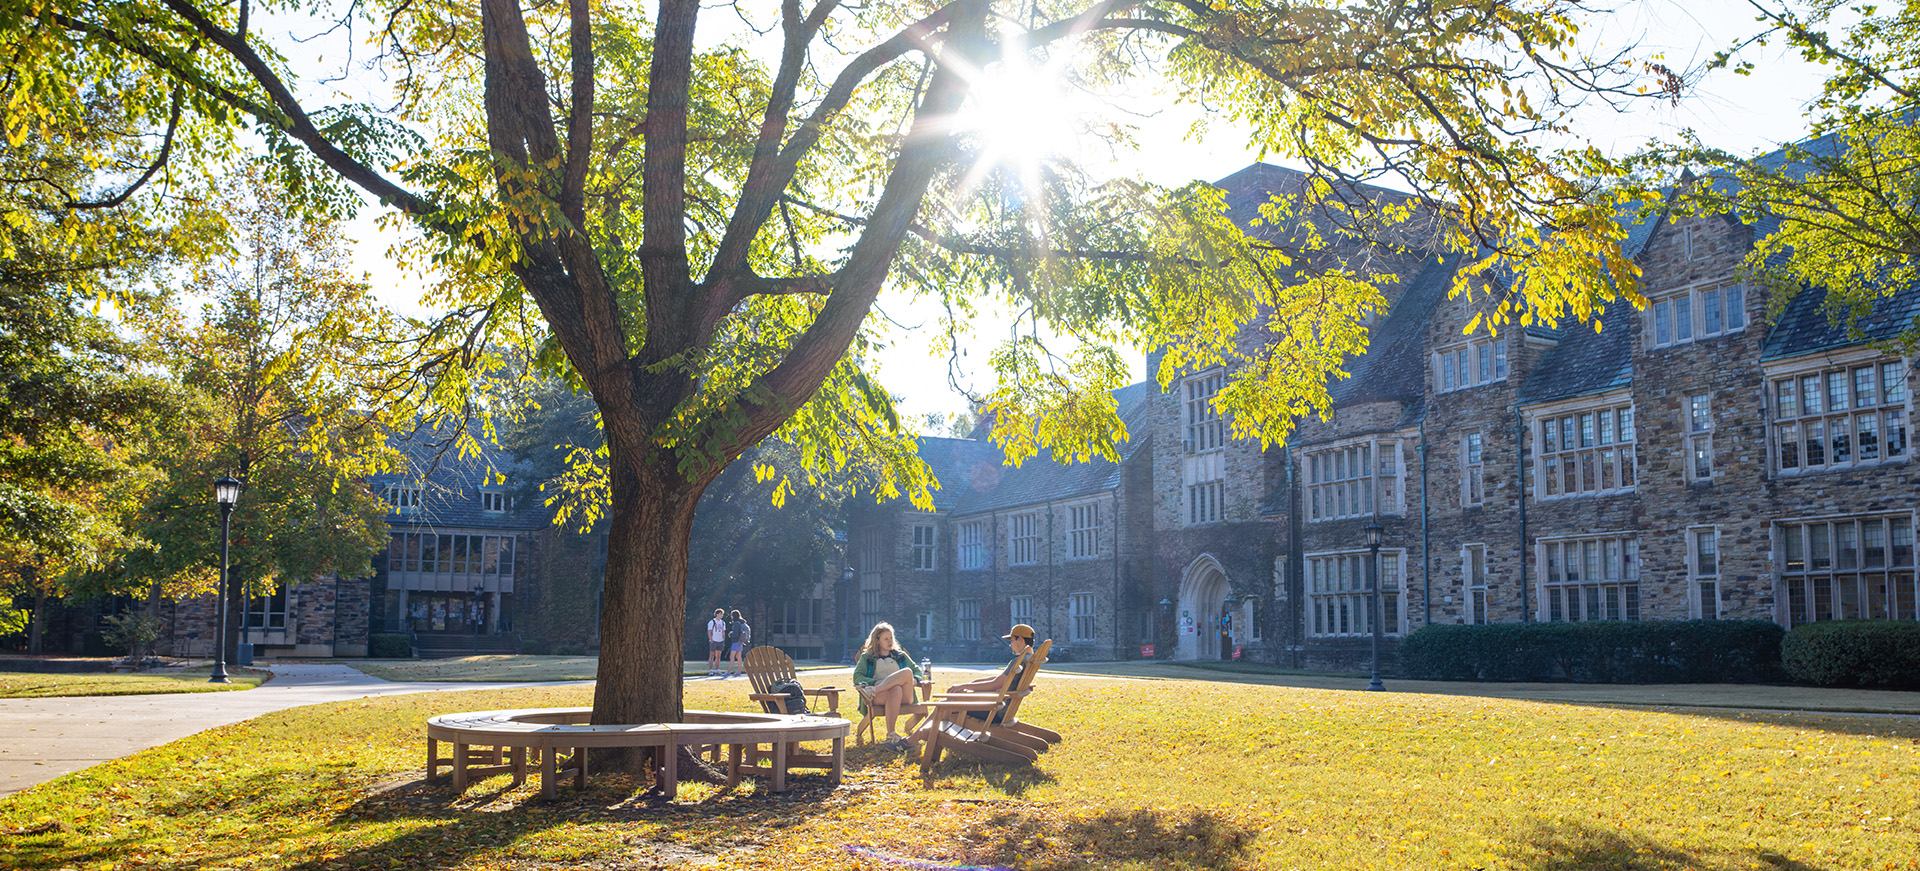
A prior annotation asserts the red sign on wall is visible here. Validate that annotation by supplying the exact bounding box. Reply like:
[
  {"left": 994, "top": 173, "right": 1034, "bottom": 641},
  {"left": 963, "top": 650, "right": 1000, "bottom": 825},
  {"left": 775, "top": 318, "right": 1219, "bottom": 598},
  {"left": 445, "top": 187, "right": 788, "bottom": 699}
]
[
  {"left": 1232, "top": 645, "right": 1243, "bottom": 660},
  {"left": 1139, "top": 644, "right": 1155, "bottom": 658}
]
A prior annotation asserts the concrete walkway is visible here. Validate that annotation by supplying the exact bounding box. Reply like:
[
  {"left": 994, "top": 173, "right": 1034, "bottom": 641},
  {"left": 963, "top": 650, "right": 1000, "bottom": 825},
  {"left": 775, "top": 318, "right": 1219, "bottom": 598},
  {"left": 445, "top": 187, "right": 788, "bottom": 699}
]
[{"left": 0, "top": 663, "right": 589, "bottom": 798}]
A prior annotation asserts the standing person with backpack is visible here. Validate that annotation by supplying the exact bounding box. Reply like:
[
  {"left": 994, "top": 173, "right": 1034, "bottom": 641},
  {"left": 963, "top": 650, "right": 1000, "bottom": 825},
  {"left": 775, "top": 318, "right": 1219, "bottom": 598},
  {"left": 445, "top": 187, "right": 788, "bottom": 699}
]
[
  {"left": 725, "top": 609, "right": 750, "bottom": 677},
  {"left": 705, "top": 608, "right": 728, "bottom": 677}
]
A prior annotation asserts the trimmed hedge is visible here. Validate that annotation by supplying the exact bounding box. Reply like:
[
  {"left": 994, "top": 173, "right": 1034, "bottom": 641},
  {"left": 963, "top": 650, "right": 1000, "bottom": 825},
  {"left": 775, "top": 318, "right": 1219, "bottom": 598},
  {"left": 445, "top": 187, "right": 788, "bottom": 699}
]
[
  {"left": 368, "top": 632, "right": 412, "bottom": 658},
  {"left": 1398, "top": 620, "right": 1785, "bottom": 683},
  {"left": 1782, "top": 621, "right": 1920, "bottom": 689}
]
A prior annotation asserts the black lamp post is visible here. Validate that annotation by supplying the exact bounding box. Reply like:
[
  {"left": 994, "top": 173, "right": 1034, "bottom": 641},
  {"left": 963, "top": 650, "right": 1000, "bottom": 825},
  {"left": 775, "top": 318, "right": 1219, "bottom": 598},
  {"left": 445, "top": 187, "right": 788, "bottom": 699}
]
[
  {"left": 840, "top": 566, "right": 856, "bottom": 664},
  {"left": 210, "top": 475, "right": 241, "bottom": 684},
  {"left": 472, "top": 583, "right": 485, "bottom": 655},
  {"left": 1364, "top": 521, "right": 1386, "bottom": 692}
]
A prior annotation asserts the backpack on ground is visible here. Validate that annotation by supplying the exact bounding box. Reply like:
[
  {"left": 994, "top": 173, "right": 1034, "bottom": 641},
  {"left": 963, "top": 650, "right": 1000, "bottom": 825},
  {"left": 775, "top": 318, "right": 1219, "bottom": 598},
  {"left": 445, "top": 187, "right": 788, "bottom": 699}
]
[{"left": 767, "top": 677, "right": 808, "bottom": 715}]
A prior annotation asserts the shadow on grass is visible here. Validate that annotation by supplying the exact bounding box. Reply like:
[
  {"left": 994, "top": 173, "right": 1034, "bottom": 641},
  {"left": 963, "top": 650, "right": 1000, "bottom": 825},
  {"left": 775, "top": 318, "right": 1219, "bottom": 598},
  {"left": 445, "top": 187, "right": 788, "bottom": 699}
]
[
  {"left": 264, "top": 764, "right": 852, "bottom": 871},
  {"left": 955, "top": 807, "right": 1255, "bottom": 871},
  {"left": 1581, "top": 703, "right": 1920, "bottom": 741},
  {"left": 1508, "top": 822, "right": 1832, "bottom": 870}
]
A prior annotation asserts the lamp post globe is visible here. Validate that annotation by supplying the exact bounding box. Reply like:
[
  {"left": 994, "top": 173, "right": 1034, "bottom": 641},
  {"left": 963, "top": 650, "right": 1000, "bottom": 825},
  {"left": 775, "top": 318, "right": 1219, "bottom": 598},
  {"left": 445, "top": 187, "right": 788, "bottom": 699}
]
[
  {"left": 210, "top": 475, "right": 241, "bottom": 684},
  {"left": 1364, "top": 521, "right": 1386, "bottom": 692}
]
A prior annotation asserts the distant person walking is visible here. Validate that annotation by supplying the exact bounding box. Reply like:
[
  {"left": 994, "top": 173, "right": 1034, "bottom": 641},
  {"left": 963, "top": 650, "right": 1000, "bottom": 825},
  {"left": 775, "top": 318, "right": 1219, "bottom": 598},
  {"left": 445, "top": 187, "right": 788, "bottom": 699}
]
[
  {"left": 706, "top": 609, "right": 727, "bottom": 677},
  {"left": 725, "top": 609, "right": 751, "bottom": 677}
]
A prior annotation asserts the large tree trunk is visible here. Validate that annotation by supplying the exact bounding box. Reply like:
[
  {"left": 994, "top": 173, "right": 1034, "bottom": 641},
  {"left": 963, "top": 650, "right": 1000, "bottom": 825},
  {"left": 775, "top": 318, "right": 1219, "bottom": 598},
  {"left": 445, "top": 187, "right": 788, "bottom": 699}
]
[{"left": 591, "top": 425, "right": 708, "bottom": 734}]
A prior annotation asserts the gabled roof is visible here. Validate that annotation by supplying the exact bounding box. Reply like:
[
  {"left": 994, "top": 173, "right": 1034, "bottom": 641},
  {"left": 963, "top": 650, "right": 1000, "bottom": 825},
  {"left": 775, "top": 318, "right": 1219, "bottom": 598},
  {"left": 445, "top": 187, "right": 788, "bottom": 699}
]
[
  {"left": 911, "top": 436, "right": 1007, "bottom": 513},
  {"left": 1762, "top": 282, "right": 1920, "bottom": 360},
  {"left": 1328, "top": 253, "right": 1457, "bottom": 410},
  {"left": 1516, "top": 309, "right": 1635, "bottom": 406},
  {"left": 371, "top": 424, "right": 549, "bottom": 531},
  {"left": 919, "top": 381, "right": 1156, "bottom": 518}
]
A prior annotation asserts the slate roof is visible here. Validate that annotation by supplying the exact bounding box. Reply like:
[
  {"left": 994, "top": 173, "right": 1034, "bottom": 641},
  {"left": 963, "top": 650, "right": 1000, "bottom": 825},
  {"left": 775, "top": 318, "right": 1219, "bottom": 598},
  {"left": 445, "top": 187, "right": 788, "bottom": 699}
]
[
  {"left": 911, "top": 436, "right": 1007, "bottom": 513},
  {"left": 1761, "top": 282, "right": 1920, "bottom": 360},
  {"left": 914, "top": 381, "right": 1155, "bottom": 518},
  {"left": 1327, "top": 253, "right": 1456, "bottom": 412},
  {"left": 369, "top": 425, "right": 549, "bottom": 531},
  {"left": 1515, "top": 309, "right": 1635, "bottom": 405}
]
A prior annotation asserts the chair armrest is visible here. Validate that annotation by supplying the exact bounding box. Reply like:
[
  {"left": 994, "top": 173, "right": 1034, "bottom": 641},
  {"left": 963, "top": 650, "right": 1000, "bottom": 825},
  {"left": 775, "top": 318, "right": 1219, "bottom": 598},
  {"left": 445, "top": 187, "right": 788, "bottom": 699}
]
[
  {"left": 806, "top": 688, "right": 841, "bottom": 707},
  {"left": 916, "top": 679, "right": 934, "bottom": 701},
  {"left": 747, "top": 693, "right": 787, "bottom": 702},
  {"left": 928, "top": 692, "right": 1004, "bottom": 703}
]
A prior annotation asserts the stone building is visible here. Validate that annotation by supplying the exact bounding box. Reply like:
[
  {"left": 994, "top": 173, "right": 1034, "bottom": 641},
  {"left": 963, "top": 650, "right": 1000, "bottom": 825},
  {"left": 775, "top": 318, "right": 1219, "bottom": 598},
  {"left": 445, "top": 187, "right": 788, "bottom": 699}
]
[
  {"left": 849, "top": 158, "right": 1917, "bottom": 668},
  {"left": 156, "top": 426, "right": 603, "bottom": 659},
  {"left": 845, "top": 385, "right": 1155, "bottom": 662}
]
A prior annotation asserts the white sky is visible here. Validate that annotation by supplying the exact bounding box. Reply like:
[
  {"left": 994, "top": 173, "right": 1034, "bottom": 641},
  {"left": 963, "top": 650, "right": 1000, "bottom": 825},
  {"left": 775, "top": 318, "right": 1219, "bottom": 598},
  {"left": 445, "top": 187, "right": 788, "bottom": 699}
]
[{"left": 320, "top": 0, "right": 1827, "bottom": 427}]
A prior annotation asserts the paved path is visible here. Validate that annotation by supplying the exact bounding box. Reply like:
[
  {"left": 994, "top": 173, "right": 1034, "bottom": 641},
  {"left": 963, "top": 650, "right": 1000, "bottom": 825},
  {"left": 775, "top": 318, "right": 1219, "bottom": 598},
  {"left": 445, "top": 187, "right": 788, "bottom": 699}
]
[{"left": 0, "top": 663, "right": 589, "bottom": 798}]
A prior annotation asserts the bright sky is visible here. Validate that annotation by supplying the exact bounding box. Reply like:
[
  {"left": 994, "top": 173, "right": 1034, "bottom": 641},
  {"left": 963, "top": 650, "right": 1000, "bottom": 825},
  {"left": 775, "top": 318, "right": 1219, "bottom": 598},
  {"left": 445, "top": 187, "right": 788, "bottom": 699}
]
[{"left": 322, "top": 0, "right": 1827, "bottom": 427}]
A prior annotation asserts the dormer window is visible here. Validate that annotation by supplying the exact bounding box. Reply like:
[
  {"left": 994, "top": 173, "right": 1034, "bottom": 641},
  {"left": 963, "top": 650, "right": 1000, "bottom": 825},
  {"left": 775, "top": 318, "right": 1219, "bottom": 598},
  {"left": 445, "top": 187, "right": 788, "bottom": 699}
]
[
  {"left": 1434, "top": 338, "right": 1506, "bottom": 393},
  {"left": 385, "top": 486, "right": 423, "bottom": 515},
  {"left": 480, "top": 491, "right": 506, "bottom": 513},
  {"left": 1648, "top": 281, "right": 1745, "bottom": 349}
]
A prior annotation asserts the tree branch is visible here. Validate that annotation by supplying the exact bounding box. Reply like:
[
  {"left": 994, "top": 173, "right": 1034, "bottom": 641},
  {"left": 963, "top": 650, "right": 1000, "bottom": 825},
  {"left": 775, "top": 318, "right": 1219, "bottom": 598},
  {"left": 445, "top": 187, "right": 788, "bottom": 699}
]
[
  {"left": 152, "top": 0, "right": 451, "bottom": 227},
  {"left": 65, "top": 87, "right": 185, "bottom": 210}
]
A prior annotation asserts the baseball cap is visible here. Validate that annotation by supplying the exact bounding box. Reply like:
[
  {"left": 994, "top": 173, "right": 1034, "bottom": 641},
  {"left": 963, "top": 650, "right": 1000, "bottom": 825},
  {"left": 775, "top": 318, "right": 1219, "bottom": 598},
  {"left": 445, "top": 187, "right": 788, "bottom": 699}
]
[{"left": 1002, "top": 623, "right": 1035, "bottom": 641}]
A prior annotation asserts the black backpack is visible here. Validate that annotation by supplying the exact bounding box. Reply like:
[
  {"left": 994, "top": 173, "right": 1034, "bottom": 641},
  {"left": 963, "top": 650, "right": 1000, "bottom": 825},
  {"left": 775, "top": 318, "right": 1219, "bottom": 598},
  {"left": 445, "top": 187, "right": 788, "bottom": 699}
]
[{"left": 766, "top": 677, "right": 809, "bottom": 715}]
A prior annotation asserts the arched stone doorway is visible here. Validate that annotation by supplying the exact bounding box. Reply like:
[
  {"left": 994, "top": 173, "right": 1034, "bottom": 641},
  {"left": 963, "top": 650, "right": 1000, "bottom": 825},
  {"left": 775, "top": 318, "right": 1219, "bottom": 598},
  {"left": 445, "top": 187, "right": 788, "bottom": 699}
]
[{"left": 1176, "top": 556, "right": 1231, "bottom": 661}]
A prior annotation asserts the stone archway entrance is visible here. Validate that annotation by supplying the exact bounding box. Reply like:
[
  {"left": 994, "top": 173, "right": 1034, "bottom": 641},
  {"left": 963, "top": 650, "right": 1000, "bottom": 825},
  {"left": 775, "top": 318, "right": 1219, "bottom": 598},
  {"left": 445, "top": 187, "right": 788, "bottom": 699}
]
[{"left": 1175, "top": 556, "right": 1231, "bottom": 661}]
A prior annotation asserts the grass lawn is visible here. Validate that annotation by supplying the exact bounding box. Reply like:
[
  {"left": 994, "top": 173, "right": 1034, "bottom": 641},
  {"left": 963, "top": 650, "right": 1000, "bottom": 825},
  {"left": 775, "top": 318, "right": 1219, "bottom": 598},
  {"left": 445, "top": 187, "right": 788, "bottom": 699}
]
[
  {"left": 0, "top": 667, "right": 269, "bottom": 698},
  {"left": 2, "top": 676, "right": 1916, "bottom": 870},
  {"left": 343, "top": 656, "right": 839, "bottom": 682},
  {"left": 344, "top": 656, "right": 604, "bottom": 682}
]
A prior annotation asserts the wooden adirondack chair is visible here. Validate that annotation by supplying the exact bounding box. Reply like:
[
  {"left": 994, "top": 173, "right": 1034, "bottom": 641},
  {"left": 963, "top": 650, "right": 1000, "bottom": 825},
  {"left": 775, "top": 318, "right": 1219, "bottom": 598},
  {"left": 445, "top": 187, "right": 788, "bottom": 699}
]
[
  {"left": 736, "top": 645, "right": 846, "bottom": 788},
  {"left": 742, "top": 645, "right": 841, "bottom": 716},
  {"left": 917, "top": 639, "right": 1060, "bottom": 781},
  {"left": 854, "top": 663, "right": 933, "bottom": 745}
]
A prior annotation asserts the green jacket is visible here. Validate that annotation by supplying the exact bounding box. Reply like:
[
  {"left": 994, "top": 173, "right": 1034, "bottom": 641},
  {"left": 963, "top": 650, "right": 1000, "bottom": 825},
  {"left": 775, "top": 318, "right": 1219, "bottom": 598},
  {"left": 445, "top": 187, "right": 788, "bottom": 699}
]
[{"left": 852, "top": 649, "right": 923, "bottom": 716}]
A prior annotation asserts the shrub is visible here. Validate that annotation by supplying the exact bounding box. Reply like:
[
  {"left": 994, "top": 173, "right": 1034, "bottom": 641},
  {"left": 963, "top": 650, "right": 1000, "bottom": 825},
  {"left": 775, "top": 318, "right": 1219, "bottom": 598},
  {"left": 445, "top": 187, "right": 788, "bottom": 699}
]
[
  {"left": 519, "top": 638, "right": 552, "bottom": 655},
  {"left": 1399, "top": 620, "right": 1784, "bottom": 683},
  {"left": 1782, "top": 621, "right": 1920, "bottom": 689},
  {"left": 367, "top": 633, "right": 412, "bottom": 658},
  {"left": 552, "top": 644, "right": 586, "bottom": 656},
  {"left": 101, "top": 611, "right": 163, "bottom": 662}
]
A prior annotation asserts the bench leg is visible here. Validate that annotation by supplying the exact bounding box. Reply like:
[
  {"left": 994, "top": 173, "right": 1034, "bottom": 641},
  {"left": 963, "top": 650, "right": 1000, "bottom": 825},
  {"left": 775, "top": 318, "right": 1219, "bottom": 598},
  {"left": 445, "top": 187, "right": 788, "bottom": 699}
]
[
  {"left": 661, "top": 743, "right": 678, "bottom": 800},
  {"left": 831, "top": 736, "right": 844, "bottom": 786},
  {"left": 512, "top": 745, "right": 526, "bottom": 787},
  {"left": 575, "top": 748, "right": 588, "bottom": 791},
  {"left": 426, "top": 737, "right": 440, "bottom": 780},
  {"left": 453, "top": 742, "right": 469, "bottom": 791},
  {"left": 541, "top": 747, "right": 557, "bottom": 800},
  {"left": 772, "top": 740, "right": 788, "bottom": 793},
  {"left": 727, "top": 744, "right": 742, "bottom": 789}
]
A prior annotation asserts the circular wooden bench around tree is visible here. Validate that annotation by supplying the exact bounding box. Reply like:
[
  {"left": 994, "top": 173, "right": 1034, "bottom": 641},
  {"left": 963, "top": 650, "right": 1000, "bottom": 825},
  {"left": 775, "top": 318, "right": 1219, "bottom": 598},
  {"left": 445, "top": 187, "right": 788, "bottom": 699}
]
[{"left": 425, "top": 707, "right": 849, "bottom": 799}]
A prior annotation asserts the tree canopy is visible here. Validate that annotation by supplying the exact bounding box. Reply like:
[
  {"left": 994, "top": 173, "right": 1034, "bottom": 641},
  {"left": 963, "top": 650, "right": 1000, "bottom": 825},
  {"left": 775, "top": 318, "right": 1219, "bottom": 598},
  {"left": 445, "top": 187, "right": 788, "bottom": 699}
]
[
  {"left": 0, "top": 73, "right": 208, "bottom": 645},
  {"left": 120, "top": 171, "right": 395, "bottom": 616},
  {"left": 1674, "top": 0, "right": 1920, "bottom": 344},
  {"left": 1, "top": 0, "right": 1671, "bottom": 734}
]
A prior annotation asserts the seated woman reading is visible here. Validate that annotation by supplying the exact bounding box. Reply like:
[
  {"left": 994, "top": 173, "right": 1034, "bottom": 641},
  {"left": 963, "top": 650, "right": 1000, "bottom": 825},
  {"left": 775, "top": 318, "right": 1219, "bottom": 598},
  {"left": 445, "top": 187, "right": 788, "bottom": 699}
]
[{"left": 852, "top": 622, "right": 926, "bottom": 746}]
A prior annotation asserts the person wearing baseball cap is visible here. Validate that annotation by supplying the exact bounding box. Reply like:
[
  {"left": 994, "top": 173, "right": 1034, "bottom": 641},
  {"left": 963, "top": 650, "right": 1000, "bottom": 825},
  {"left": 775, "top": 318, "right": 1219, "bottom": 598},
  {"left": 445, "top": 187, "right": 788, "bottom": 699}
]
[{"left": 943, "top": 623, "right": 1036, "bottom": 696}]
